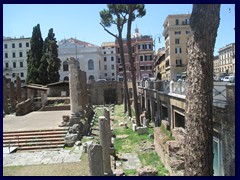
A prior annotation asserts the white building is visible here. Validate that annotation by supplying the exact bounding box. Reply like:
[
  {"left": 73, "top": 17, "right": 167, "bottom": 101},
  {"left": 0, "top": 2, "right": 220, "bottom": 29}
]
[
  {"left": 3, "top": 36, "right": 30, "bottom": 84},
  {"left": 58, "top": 38, "right": 104, "bottom": 82},
  {"left": 101, "top": 42, "right": 117, "bottom": 81},
  {"left": 217, "top": 43, "right": 235, "bottom": 75}
]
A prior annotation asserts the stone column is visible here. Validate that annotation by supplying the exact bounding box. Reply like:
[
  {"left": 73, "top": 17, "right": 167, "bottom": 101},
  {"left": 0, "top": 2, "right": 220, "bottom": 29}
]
[
  {"left": 99, "top": 116, "right": 112, "bottom": 175},
  {"left": 88, "top": 144, "right": 104, "bottom": 176},
  {"left": 103, "top": 107, "right": 111, "bottom": 145},
  {"left": 41, "top": 92, "right": 47, "bottom": 106},
  {"left": 69, "top": 57, "right": 81, "bottom": 125},
  {"left": 10, "top": 82, "right": 16, "bottom": 112},
  {"left": 16, "top": 76, "right": 22, "bottom": 103},
  {"left": 3, "top": 76, "right": 9, "bottom": 114}
]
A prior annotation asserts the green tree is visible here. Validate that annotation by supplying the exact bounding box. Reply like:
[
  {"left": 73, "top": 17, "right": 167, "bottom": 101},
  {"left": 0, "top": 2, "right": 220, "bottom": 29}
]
[
  {"left": 126, "top": 4, "right": 146, "bottom": 127},
  {"left": 100, "top": 4, "right": 132, "bottom": 117},
  {"left": 26, "top": 24, "right": 43, "bottom": 84},
  {"left": 45, "top": 28, "right": 61, "bottom": 83},
  {"left": 38, "top": 38, "right": 49, "bottom": 85},
  {"left": 184, "top": 4, "right": 221, "bottom": 176}
]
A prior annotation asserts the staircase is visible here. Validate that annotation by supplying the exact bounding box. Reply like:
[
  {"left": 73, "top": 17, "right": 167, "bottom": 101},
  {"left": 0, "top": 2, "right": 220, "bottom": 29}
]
[{"left": 3, "top": 128, "right": 68, "bottom": 151}]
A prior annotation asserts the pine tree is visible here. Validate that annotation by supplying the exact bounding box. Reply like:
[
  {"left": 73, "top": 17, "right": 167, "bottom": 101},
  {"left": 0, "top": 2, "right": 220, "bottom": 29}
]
[
  {"left": 44, "top": 28, "right": 61, "bottom": 84},
  {"left": 26, "top": 24, "right": 43, "bottom": 84}
]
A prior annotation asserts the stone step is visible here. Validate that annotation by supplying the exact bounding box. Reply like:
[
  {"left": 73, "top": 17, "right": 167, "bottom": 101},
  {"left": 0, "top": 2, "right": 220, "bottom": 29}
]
[
  {"left": 18, "top": 144, "right": 65, "bottom": 151},
  {"left": 3, "top": 137, "right": 65, "bottom": 144},
  {"left": 3, "top": 133, "right": 66, "bottom": 141},
  {"left": 3, "top": 128, "right": 68, "bottom": 134},
  {"left": 4, "top": 140, "right": 65, "bottom": 147},
  {"left": 3, "top": 128, "right": 68, "bottom": 151},
  {"left": 3, "top": 130, "right": 68, "bottom": 138}
]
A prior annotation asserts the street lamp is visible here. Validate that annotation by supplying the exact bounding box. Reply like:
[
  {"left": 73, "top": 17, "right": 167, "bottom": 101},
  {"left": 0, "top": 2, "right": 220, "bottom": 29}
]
[{"left": 153, "top": 34, "right": 161, "bottom": 53}]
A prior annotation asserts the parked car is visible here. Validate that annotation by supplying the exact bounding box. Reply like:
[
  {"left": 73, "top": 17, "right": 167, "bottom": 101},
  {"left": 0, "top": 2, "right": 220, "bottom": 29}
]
[{"left": 223, "top": 76, "right": 235, "bottom": 82}]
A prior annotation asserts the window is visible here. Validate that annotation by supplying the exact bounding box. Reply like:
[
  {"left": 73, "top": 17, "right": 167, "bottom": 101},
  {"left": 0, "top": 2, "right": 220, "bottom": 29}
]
[
  {"left": 4, "top": 44, "right": 7, "bottom": 49},
  {"left": 12, "top": 52, "right": 16, "bottom": 58},
  {"left": 111, "top": 57, "right": 114, "bottom": 61},
  {"left": 21, "top": 72, "right": 24, "bottom": 77},
  {"left": 146, "top": 65, "right": 152, "bottom": 70},
  {"left": 5, "top": 62, "right": 9, "bottom": 68},
  {"left": 119, "top": 67, "right": 123, "bottom": 72},
  {"left": 111, "top": 51, "right": 113, "bottom": 54},
  {"left": 112, "top": 73, "right": 115, "bottom": 76},
  {"left": 145, "top": 55, "right": 152, "bottom": 61},
  {"left": 140, "top": 56, "right": 144, "bottom": 61},
  {"left": 176, "top": 59, "right": 182, "bottom": 67},
  {"left": 185, "top": 19, "right": 190, "bottom": 25},
  {"left": 117, "top": 47, "right": 120, "bottom": 54},
  {"left": 117, "top": 58, "right": 121, "bottom": 63},
  {"left": 19, "top": 52, "right": 23, "bottom": 57},
  {"left": 175, "top": 39, "right": 180, "bottom": 44},
  {"left": 176, "top": 19, "right": 179, "bottom": 25},
  {"left": 20, "top": 62, "right": 23, "bottom": 67},
  {"left": 104, "top": 57, "right": 107, "bottom": 62},
  {"left": 12, "top": 73, "right": 15, "bottom": 77},
  {"left": 88, "top": 59, "right": 94, "bottom": 70},
  {"left": 26, "top": 42, "right": 29, "bottom": 47},
  {"left": 140, "top": 65, "right": 145, "bottom": 70},
  {"left": 19, "top": 43, "right": 22, "bottom": 48},
  {"left": 5, "top": 53, "right": 8, "bottom": 58},
  {"left": 175, "top": 47, "right": 182, "bottom": 54},
  {"left": 186, "top": 31, "right": 190, "bottom": 34},
  {"left": 104, "top": 65, "right": 107, "bottom": 70},
  {"left": 104, "top": 51, "right": 106, "bottom": 54},
  {"left": 111, "top": 65, "right": 114, "bottom": 70},
  {"left": 12, "top": 43, "right": 15, "bottom": 48},
  {"left": 63, "top": 61, "right": 69, "bottom": 71},
  {"left": 175, "top": 31, "right": 181, "bottom": 35},
  {"left": 105, "top": 73, "right": 107, "bottom": 77},
  {"left": 146, "top": 44, "right": 152, "bottom": 50},
  {"left": 13, "top": 62, "right": 16, "bottom": 68}
]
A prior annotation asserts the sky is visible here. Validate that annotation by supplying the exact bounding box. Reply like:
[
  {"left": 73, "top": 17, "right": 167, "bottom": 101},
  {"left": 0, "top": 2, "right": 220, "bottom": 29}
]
[{"left": 3, "top": 4, "right": 235, "bottom": 55}]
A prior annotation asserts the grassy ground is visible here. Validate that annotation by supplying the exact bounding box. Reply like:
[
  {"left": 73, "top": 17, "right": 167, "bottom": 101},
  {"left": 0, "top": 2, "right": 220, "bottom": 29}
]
[
  {"left": 113, "top": 104, "right": 169, "bottom": 176},
  {"left": 3, "top": 153, "right": 89, "bottom": 176}
]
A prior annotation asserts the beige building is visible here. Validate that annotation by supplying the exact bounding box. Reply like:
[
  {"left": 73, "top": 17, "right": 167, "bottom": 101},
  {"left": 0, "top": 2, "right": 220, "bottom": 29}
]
[
  {"left": 162, "top": 14, "right": 191, "bottom": 81},
  {"left": 214, "top": 43, "right": 235, "bottom": 76},
  {"left": 101, "top": 42, "right": 117, "bottom": 81}
]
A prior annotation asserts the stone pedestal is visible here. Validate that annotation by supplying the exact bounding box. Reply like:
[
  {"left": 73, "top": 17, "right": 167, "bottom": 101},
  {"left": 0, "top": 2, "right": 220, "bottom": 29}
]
[
  {"left": 3, "top": 76, "right": 9, "bottom": 114},
  {"left": 10, "top": 82, "right": 16, "bottom": 112},
  {"left": 88, "top": 144, "right": 104, "bottom": 176},
  {"left": 99, "top": 116, "right": 112, "bottom": 175}
]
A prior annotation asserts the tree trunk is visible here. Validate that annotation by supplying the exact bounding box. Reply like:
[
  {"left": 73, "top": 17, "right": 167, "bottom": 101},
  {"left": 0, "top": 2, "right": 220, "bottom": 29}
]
[
  {"left": 127, "top": 5, "right": 141, "bottom": 126},
  {"left": 184, "top": 4, "right": 220, "bottom": 176},
  {"left": 118, "top": 31, "right": 132, "bottom": 117}
]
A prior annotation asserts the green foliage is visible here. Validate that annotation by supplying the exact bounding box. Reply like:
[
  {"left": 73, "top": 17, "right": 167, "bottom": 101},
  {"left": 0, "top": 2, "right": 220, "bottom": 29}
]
[
  {"left": 160, "top": 124, "right": 175, "bottom": 141},
  {"left": 26, "top": 24, "right": 43, "bottom": 84},
  {"left": 27, "top": 25, "right": 60, "bottom": 85}
]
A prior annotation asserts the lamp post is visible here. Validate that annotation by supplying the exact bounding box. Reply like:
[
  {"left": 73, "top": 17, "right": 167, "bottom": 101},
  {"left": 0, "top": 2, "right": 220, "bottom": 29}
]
[{"left": 153, "top": 34, "right": 161, "bottom": 53}]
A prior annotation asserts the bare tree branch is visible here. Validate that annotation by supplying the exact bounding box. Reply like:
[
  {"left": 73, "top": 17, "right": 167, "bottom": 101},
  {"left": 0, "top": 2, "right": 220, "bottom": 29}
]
[{"left": 99, "top": 23, "right": 118, "bottom": 39}]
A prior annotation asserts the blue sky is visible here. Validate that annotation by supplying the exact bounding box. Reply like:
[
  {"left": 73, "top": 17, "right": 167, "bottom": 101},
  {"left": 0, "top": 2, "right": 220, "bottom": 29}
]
[{"left": 3, "top": 4, "right": 235, "bottom": 55}]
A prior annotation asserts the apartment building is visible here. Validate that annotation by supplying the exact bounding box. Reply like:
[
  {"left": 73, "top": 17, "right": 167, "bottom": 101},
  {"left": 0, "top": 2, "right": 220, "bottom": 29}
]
[
  {"left": 3, "top": 36, "right": 31, "bottom": 84},
  {"left": 214, "top": 43, "right": 235, "bottom": 76},
  {"left": 101, "top": 42, "right": 117, "bottom": 81},
  {"left": 115, "top": 27, "right": 154, "bottom": 81},
  {"left": 162, "top": 14, "right": 191, "bottom": 81}
]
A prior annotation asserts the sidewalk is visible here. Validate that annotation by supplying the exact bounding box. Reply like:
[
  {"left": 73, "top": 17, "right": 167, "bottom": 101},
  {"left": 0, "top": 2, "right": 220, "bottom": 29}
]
[
  {"left": 3, "top": 110, "right": 70, "bottom": 132},
  {"left": 3, "top": 146, "right": 83, "bottom": 167}
]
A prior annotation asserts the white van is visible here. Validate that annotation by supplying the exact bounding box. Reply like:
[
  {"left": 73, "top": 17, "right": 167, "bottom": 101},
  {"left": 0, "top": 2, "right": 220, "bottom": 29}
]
[{"left": 223, "top": 76, "right": 235, "bottom": 82}]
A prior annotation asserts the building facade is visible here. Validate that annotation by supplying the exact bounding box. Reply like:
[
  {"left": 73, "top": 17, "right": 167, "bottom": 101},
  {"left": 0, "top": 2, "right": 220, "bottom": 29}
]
[
  {"left": 3, "top": 36, "right": 31, "bottom": 84},
  {"left": 101, "top": 42, "right": 117, "bottom": 81},
  {"left": 214, "top": 43, "right": 235, "bottom": 76},
  {"left": 58, "top": 38, "right": 104, "bottom": 82},
  {"left": 162, "top": 14, "right": 191, "bottom": 81},
  {"left": 115, "top": 28, "right": 154, "bottom": 81}
]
